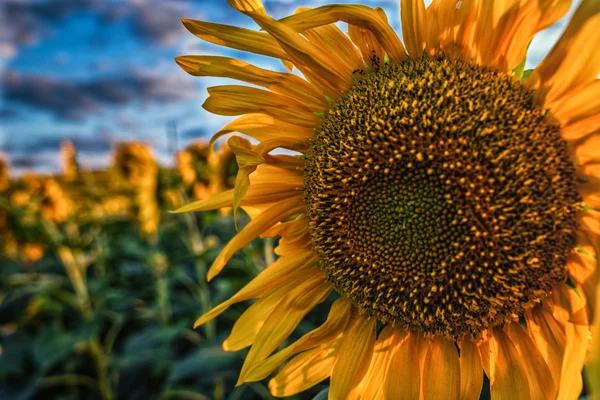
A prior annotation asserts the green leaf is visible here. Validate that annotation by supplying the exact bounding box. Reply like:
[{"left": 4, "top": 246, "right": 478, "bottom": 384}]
[
  {"left": 521, "top": 69, "right": 534, "bottom": 82},
  {"left": 168, "top": 339, "right": 238, "bottom": 383},
  {"left": 312, "top": 388, "right": 329, "bottom": 400}
]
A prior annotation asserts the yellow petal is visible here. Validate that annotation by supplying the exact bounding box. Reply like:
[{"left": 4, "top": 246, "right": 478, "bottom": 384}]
[
  {"left": 505, "top": 322, "right": 556, "bottom": 399},
  {"left": 353, "top": 324, "right": 396, "bottom": 399},
  {"left": 572, "top": 133, "right": 600, "bottom": 165},
  {"left": 243, "top": 297, "right": 350, "bottom": 383},
  {"left": 347, "top": 15, "right": 387, "bottom": 71},
  {"left": 329, "top": 314, "right": 377, "bottom": 399},
  {"left": 536, "top": 0, "right": 572, "bottom": 31},
  {"left": 557, "top": 322, "right": 590, "bottom": 399},
  {"left": 458, "top": 337, "right": 484, "bottom": 400},
  {"left": 431, "top": 0, "right": 478, "bottom": 60},
  {"left": 525, "top": 308, "right": 566, "bottom": 386},
  {"left": 175, "top": 56, "right": 327, "bottom": 111},
  {"left": 278, "top": 5, "right": 406, "bottom": 63},
  {"left": 527, "top": 0, "right": 600, "bottom": 107},
  {"left": 401, "top": 0, "right": 427, "bottom": 59},
  {"left": 423, "top": 335, "right": 460, "bottom": 400},
  {"left": 237, "top": 277, "right": 331, "bottom": 384},
  {"left": 203, "top": 85, "right": 319, "bottom": 128},
  {"left": 171, "top": 190, "right": 235, "bottom": 214},
  {"left": 181, "top": 19, "right": 288, "bottom": 60},
  {"left": 386, "top": 329, "right": 422, "bottom": 399},
  {"left": 489, "top": 328, "right": 531, "bottom": 400},
  {"left": 226, "top": 0, "right": 265, "bottom": 14},
  {"left": 193, "top": 250, "right": 316, "bottom": 328},
  {"left": 209, "top": 114, "right": 314, "bottom": 147},
  {"left": 208, "top": 196, "right": 305, "bottom": 280},
  {"left": 292, "top": 7, "right": 364, "bottom": 74},
  {"left": 268, "top": 344, "right": 337, "bottom": 397},
  {"left": 551, "top": 79, "right": 600, "bottom": 126},
  {"left": 248, "top": 14, "right": 353, "bottom": 92},
  {"left": 561, "top": 114, "right": 600, "bottom": 141},
  {"left": 552, "top": 283, "right": 589, "bottom": 326}
]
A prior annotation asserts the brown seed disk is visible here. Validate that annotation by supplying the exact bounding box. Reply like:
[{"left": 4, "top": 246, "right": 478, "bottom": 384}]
[{"left": 303, "top": 56, "right": 581, "bottom": 339}]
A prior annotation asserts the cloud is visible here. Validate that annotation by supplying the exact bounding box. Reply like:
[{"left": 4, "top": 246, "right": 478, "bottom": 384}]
[
  {"left": 3, "top": 132, "right": 113, "bottom": 154},
  {"left": 128, "top": 2, "right": 185, "bottom": 45},
  {"left": 2, "top": 69, "right": 197, "bottom": 120}
]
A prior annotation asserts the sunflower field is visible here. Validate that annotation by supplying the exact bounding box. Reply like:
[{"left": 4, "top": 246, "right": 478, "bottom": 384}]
[{"left": 0, "top": 142, "right": 331, "bottom": 400}]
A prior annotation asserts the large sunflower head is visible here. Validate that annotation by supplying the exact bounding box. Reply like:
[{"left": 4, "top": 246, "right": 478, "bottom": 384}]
[{"left": 175, "top": 0, "right": 599, "bottom": 398}]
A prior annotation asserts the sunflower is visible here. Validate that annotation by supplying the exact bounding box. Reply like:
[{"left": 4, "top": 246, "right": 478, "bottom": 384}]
[{"left": 175, "top": 0, "right": 599, "bottom": 398}]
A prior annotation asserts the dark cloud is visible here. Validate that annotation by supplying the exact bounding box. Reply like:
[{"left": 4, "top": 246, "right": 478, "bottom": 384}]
[
  {"left": 128, "top": 3, "right": 185, "bottom": 45},
  {"left": 3, "top": 133, "right": 112, "bottom": 154},
  {"left": 0, "top": 108, "right": 19, "bottom": 119},
  {"left": 2, "top": 70, "right": 197, "bottom": 120}
]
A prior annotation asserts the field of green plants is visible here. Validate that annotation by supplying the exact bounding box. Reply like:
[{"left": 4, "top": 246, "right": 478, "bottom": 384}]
[{"left": 0, "top": 143, "right": 332, "bottom": 400}]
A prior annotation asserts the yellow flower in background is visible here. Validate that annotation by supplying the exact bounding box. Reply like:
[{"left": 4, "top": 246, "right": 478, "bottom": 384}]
[
  {"left": 113, "top": 142, "right": 160, "bottom": 236},
  {"left": 175, "top": 0, "right": 599, "bottom": 398},
  {"left": 61, "top": 140, "right": 78, "bottom": 182},
  {"left": 39, "top": 179, "right": 73, "bottom": 224},
  {"left": 177, "top": 141, "right": 217, "bottom": 201},
  {"left": 0, "top": 158, "right": 8, "bottom": 192}
]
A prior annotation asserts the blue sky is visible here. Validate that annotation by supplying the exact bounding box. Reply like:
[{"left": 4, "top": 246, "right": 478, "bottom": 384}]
[{"left": 0, "top": 0, "right": 581, "bottom": 175}]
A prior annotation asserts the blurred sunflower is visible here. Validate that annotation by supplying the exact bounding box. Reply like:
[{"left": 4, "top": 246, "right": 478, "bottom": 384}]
[
  {"left": 113, "top": 143, "right": 160, "bottom": 236},
  {"left": 0, "top": 158, "right": 8, "bottom": 192},
  {"left": 175, "top": 0, "right": 599, "bottom": 398},
  {"left": 177, "top": 141, "right": 216, "bottom": 201}
]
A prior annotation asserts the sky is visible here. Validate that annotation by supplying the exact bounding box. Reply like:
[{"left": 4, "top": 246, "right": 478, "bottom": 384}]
[{"left": 0, "top": 0, "right": 582, "bottom": 176}]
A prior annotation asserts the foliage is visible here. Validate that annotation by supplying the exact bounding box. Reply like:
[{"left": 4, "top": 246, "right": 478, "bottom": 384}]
[{"left": 0, "top": 147, "right": 328, "bottom": 400}]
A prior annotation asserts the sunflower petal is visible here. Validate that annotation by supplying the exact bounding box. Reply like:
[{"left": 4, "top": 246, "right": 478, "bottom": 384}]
[
  {"left": 237, "top": 277, "right": 331, "bottom": 383},
  {"left": 353, "top": 325, "right": 396, "bottom": 399},
  {"left": 527, "top": 0, "right": 600, "bottom": 107},
  {"left": 329, "top": 315, "right": 377, "bottom": 399},
  {"left": 423, "top": 335, "right": 460, "bottom": 399},
  {"left": 278, "top": 5, "right": 406, "bottom": 63},
  {"left": 505, "top": 322, "right": 556, "bottom": 400},
  {"left": 226, "top": 0, "right": 265, "bottom": 14},
  {"left": 386, "top": 329, "right": 422, "bottom": 399},
  {"left": 489, "top": 329, "right": 531, "bottom": 400},
  {"left": 243, "top": 297, "right": 351, "bottom": 382},
  {"left": 175, "top": 55, "right": 327, "bottom": 111},
  {"left": 552, "top": 79, "right": 600, "bottom": 125},
  {"left": 208, "top": 196, "right": 305, "bottom": 280},
  {"left": 203, "top": 85, "right": 319, "bottom": 128},
  {"left": 347, "top": 8, "right": 388, "bottom": 71},
  {"left": 268, "top": 344, "right": 337, "bottom": 397},
  {"left": 181, "top": 19, "right": 288, "bottom": 60},
  {"left": 401, "top": 0, "right": 427, "bottom": 59},
  {"left": 458, "top": 337, "right": 483, "bottom": 400},
  {"left": 193, "top": 250, "right": 315, "bottom": 328},
  {"left": 525, "top": 308, "right": 567, "bottom": 385},
  {"left": 209, "top": 114, "right": 314, "bottom": 147}
]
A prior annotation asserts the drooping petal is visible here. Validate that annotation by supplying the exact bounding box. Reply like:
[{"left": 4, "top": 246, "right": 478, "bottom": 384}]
[
  {"left": 208, "top": 196, "right": 305, "bottom": 280},
  {"left": 422, "top": 335, "right": 460, "bottom": 400},
  {"left": 268, "top": 343, "right": 338, "bottom": 397},
  {"left": 243, "top": 297, "right": 351, "bottom": 382},
  {"left": 237, "top": 277, "right": 332, "bottom": 383},
  {"left": 203, "top": 85, "right": 320, "bottom": 128},
  {"left": 430, "top": 0, "right": 478, "bottom": 60},
  {"left": 226, "top": 0, "right": 266, "bottom": 14},
  {"left": 347, "top": 8, "right": 388, "bottom": 71},
  {"left": 458, "top": 337, "right": 484, "bottom": 400},
  {"left": 329, "top": 314, "right": 377, "bottom": 399},
  {"left": 292, "top": 7, "right": 364, "bottom": 75},
  {"left": 278, "top": 5, "right": 406, "bottom": 63},
  {"left": 551, "top": 79, "right": 600, "bottom": 126},
  {"left": 192, "top": 249, "right": 316, "bottom": 329}
]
